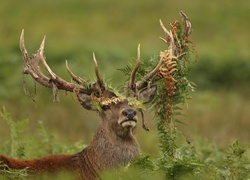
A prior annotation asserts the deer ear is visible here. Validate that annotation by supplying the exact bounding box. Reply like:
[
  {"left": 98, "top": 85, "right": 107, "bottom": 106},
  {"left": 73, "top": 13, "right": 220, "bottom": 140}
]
[
  {"left": 138, "top": 85, "right": 157, "bottom": 104},
  {"left": 76, "top": 93, "right": 95, "bottom": 110}
]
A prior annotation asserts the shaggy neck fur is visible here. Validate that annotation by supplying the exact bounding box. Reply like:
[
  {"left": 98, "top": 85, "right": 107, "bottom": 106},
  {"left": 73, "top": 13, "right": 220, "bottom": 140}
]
[
  {"left": 75, "top": 121, "right": 139, "bottom": 179},
  {"left": 0, "top": 116, "right": 139, "bottom": 180}
]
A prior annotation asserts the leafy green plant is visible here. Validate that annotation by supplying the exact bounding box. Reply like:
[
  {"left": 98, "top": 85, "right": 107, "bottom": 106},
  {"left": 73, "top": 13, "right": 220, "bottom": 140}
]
[
  {"left": 0, "top": 106, "right": 29, "bottom": 158},
  {"left": 0, "top": 107, "right": 30, "bottom": 179}
]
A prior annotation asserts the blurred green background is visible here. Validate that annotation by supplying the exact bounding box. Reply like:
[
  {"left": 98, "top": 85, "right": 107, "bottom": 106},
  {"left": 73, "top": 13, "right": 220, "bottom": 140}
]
[{"left": 0, "top": 0, "right": 250, "bottom": 155}]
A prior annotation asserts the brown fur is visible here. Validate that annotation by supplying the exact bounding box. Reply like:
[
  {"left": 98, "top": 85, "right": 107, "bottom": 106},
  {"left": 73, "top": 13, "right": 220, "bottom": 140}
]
[{"left": 0, "top": 101, "right": 140, "bottom": 179}]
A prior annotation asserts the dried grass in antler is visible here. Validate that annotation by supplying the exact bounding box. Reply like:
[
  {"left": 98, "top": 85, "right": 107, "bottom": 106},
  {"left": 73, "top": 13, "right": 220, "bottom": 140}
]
[
  {"left": 157, "top": 11, "right": 193, "bottom": 123},
  {"left": 158, "top": 50, "right": 178, "bottom": 120}
]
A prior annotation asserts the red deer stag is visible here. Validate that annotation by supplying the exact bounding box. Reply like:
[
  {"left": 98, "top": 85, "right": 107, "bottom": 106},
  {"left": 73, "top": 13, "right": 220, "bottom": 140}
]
[
  {"left": 0, "top": 11, "right": 191, "bottom": 179},
  {"left": 0, "top": 31, "right": 159, "bottom": 179}
]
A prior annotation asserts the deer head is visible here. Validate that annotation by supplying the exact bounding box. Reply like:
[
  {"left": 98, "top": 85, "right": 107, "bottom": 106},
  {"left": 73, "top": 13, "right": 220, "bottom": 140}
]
[
  {"left": 20, "top": 11, "right": 191, "bottom": 134},
  {"left": 20, "top": 31, "right": 159, "bottom": 134}
]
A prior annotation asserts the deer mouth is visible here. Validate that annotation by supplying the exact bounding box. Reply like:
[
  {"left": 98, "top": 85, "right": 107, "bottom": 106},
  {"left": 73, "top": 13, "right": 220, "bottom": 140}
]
[{"left": 120, "top": 119, "right": 137, "bottom": 128}]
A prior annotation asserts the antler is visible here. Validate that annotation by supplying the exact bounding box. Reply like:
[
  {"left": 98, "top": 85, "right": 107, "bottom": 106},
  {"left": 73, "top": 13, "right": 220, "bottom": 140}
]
[
  {"left": 128, "top": 44, "right": 141, "bottom": 90},
  {"left": 125, "top": 11, "right": 192, "bottom": 130},
  {"left": 20, "top": 30, "right": 104, "bottom": 102},
  {"left": 92, "top": 53, "right": 105, "bottom": 93},
  {"left": 179, "top": 11, "right": 191, "bottom": 38},
  {"left": 127, "top": 11, "right": 192, "bottom": 94}
]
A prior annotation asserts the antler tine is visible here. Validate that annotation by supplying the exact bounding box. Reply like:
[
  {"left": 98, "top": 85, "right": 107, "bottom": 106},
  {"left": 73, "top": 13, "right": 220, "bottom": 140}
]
[
  {"left": 93, "top": 53, "right": 105, "bottom": 91},
  {"left": 180, "top": 11, "right": 191, "bottom": 37},
  {"left": 144, "top": 55, "right": 163, "bottom": 81},
  {"left": 20, "top": 30, "right": 29, "bottom": 63},
  {"left": 38, "top": 35, "right": 56, "bottom": 80},
  {"left": 159, "top": 19, "right": 176, "bottom": 48},
  {"left": 20, "top": 30, "right": 52, "bottom": 88},
  {"left": 20, "top": 30, "right": 92, "bottom": 102},
  {"left": 37, "top": 36, "right": 76, "bottom": 93},
  {"left": 128, "top": 44, "right": 141, "bottom": 90},
  {"left": 66, "top": 60, "right": 84, "bottom": 84},
  {"left": 159, "top": 19, "right": 171, "bottom": 39}
]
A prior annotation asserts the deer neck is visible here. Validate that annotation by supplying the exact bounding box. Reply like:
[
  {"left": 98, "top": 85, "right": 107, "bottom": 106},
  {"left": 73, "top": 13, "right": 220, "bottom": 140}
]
[{"left": 81, "top": 122, "right": 140, "bottom": 172}]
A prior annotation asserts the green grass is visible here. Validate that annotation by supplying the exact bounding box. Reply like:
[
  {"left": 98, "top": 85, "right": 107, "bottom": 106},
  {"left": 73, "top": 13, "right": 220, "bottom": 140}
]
[{"left": 1, "top": 106, "right": 249, "bottom": 179}]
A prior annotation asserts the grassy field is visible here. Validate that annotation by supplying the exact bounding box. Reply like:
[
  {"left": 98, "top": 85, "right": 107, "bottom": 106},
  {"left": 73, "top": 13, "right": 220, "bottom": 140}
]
[{"left": 0, "top": 0, "right": 250, "bottom": 178}]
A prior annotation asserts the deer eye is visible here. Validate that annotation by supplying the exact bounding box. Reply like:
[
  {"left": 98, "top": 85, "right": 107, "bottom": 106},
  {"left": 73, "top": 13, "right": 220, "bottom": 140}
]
[{"left": 101, "top": 105, "right": 110, "bottom": 111}]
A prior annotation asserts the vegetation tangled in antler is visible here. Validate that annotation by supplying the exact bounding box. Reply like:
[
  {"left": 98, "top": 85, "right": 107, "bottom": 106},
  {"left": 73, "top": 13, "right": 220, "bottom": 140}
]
[
  {"left": 155, "top": 12, "right": 196, "bottom": 157},
  {"left": 120, "top": 11, "right": 196, "bottom": 156},
  {"left": 122, "top": 12, "right": 249, "bottom": 180},
  {"left": 118, "top": 11, "right": 198, "bottom": 178}
]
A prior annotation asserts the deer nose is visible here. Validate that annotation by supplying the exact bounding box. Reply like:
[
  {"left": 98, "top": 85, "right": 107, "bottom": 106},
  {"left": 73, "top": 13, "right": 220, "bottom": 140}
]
[{"left": 122, "top": 109, "right": 137, "bottom": 120}]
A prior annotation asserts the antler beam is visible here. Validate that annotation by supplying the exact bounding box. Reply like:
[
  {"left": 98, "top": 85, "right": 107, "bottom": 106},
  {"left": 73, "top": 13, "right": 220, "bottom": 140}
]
[
  {"left": 21, "top": 30, "right": 76, "bottom": 93},
  {"left": 20, "top": 30, "right": 105, "bottom": 102},
  {"left": 128, "top": 11, "right": 191, "bottom": 93}
]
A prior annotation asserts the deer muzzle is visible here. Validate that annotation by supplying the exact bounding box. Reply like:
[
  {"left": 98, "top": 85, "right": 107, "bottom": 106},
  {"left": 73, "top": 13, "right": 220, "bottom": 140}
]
[{"left": 119, "top": 109, "right": 138, "bottom": 128}]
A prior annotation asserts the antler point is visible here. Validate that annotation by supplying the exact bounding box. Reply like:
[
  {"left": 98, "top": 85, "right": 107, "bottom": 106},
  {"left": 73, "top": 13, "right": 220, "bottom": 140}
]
[
  {"left": 92, "top": 53, "right": 104, "bottom": 90},
  {"left": 20, "top": 29, "right": 30, "bottom": 63},
  {"left": 92, "top": 53, "right": 98, "bottom": 65},
  {"left": 20, "top": 29, "right": 25, "bottom": 44},
  {"left": 39, "top": 35, "right": 46, "bottom": 53},
  {"left": 137, "top": 44, "right": 141, "bottom": 62}
]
